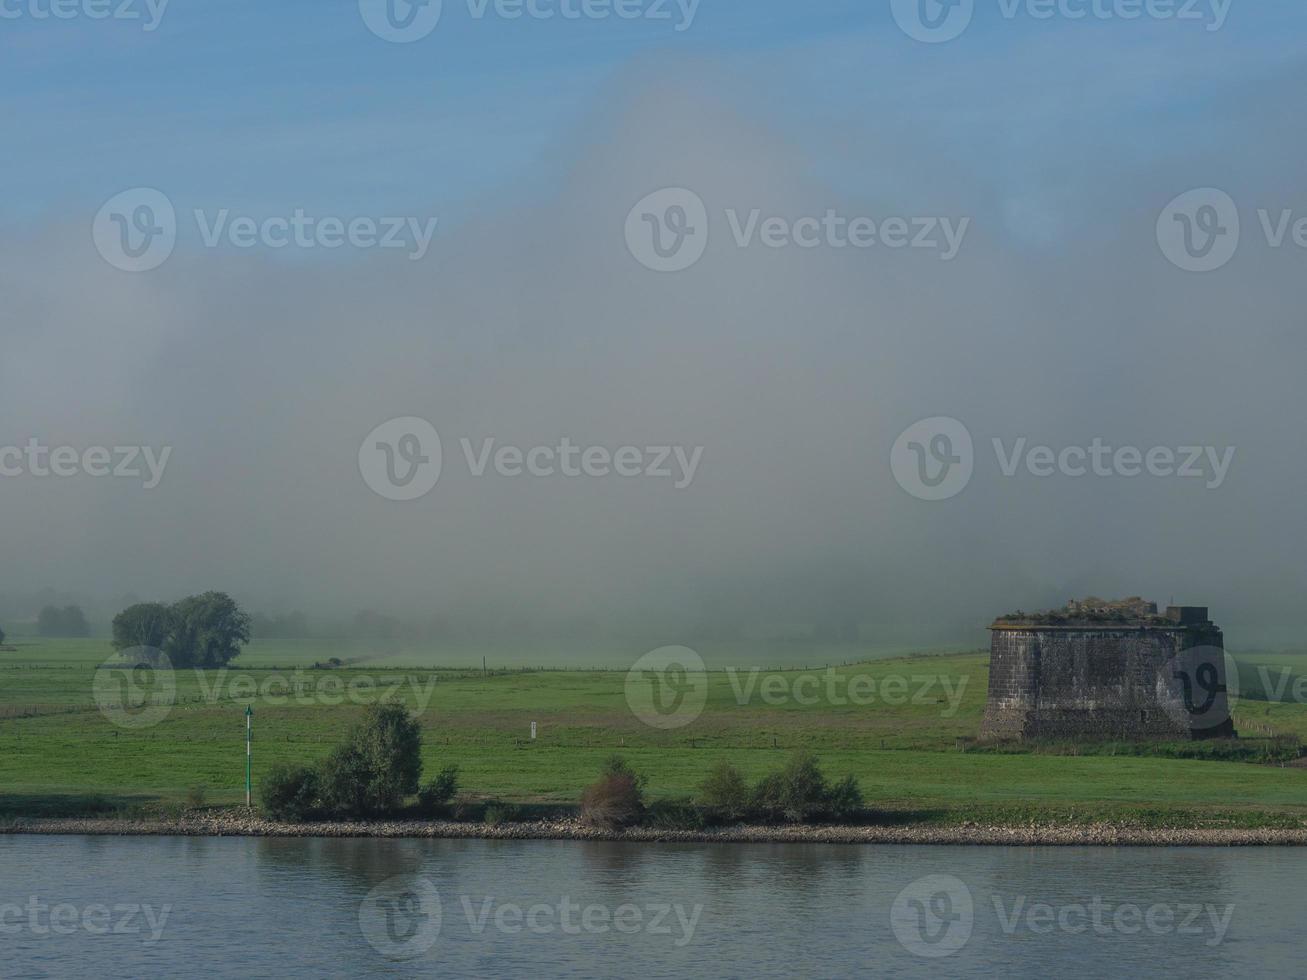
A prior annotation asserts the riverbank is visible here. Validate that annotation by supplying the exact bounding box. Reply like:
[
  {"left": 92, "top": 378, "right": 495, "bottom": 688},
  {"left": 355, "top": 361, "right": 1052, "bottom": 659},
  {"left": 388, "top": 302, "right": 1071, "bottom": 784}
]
[{"left": 5, "top": 810, "right": 1307, "bottom": 846}]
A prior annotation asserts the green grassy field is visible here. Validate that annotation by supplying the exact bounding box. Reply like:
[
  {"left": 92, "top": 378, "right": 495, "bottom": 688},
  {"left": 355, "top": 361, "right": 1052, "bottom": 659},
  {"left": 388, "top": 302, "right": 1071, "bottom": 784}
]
[{"left": 2, "top": 638, "right": 1307, "bottom": 825}]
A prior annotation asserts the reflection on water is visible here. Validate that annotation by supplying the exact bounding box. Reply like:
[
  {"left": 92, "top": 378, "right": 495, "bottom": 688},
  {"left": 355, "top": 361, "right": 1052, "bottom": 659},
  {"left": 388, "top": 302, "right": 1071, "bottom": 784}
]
[{"left": 0, "top": 835, "right": 1301, "bottom": 979}]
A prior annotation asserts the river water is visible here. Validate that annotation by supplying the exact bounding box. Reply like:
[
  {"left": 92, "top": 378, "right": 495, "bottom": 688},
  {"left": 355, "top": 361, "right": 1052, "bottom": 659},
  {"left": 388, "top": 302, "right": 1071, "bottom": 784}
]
[{"left": 0, "top": 836, "right": 1300, "bottom": 978}]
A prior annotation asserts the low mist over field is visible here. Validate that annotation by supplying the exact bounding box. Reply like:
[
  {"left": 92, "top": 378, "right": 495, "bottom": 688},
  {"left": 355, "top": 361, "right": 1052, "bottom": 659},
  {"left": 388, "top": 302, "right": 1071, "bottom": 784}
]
[{"left": 3, "top": 40, "right": 1306, "bottom": 647}]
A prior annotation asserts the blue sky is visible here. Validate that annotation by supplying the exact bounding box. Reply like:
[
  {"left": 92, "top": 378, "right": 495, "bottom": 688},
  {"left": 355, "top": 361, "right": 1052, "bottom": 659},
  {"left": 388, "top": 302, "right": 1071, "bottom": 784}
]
[
  {"left": 4, "top": 0, "right": 1307, "bottom": 628},
  {"left": 3, "top": 0, "right": 1303, "bottom": 232}
]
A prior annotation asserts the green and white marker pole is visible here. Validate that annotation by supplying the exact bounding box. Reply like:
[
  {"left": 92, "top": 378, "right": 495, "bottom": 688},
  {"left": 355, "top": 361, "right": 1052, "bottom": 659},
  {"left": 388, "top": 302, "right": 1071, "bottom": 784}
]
[{"left": 245, "top": 704, "right": 253, "bottom": 807}]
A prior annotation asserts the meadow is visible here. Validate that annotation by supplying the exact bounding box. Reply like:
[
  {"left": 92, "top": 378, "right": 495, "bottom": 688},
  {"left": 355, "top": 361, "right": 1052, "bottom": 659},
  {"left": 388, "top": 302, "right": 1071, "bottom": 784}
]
[{"left": 2, "top": 636, "right": 1307, "bottom": 826}]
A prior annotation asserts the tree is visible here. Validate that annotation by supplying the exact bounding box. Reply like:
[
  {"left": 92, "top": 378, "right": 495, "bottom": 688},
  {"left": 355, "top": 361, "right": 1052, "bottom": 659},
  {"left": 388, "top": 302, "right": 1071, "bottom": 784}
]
[
  {"left": 166, "top": 592, "right": 251, "bottom": 668},
  {"left": 318, "top": 702, "right": 423, "bottom": 818},
  {"left": 579, "top": 755, "right": 647, "bottom": 829},
  {"left": 417, "top": 765, "right": 460, "bottom": 815},
  {"left": 110, "top": 593, "right": 252, "bottom": 668},
  {"left": 111, "top": 602, "right": 174, "bottom": 653},
  {"left": 0, "top": 625, "right": 6, "bottom": 646},
  {"left": 261, "top": 764, "right": 322, "bottom": 822},
  {"left": 38, "top": 605, "right": 90, "bottom": 637},
  {"left": 698, "top": 761, "right": 751, "bottom": 821}
]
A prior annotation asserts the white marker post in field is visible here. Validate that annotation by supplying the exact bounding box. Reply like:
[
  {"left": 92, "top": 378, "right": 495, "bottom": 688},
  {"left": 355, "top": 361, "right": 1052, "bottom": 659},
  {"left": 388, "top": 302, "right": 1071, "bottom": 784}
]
[
  {"left": 531, "top": 722, "right": 537, "bottom": 741},
  {"left": 245, "top": 704, "right": 253, "bottom": 807}
]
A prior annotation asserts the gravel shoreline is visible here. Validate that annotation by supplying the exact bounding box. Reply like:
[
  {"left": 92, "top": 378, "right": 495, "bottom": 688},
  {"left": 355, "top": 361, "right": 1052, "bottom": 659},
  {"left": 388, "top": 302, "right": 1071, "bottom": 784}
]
[{"left": 4, "top": 813, "right": 1307, "bottom": 846}]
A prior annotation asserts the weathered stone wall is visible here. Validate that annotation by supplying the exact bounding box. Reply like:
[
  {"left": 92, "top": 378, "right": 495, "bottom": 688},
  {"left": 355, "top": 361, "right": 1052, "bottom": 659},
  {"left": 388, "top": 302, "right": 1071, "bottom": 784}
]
[{"left": 981, "top": 625, "right": 1234, "bottom": 741}]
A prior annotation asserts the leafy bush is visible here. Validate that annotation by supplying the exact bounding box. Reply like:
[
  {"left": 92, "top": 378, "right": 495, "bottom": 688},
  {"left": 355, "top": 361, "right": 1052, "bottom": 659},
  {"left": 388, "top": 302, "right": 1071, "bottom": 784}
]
[
  {"left": 580, "top": 755, "right": 647, "bottom": 829},
  {"left": 318, "top": 702, "right": 423, "bottom": 819},
  {"left": 418, "top": 765, "right": 460, "bottom": 815},
  {"left": 697, "top": 761, "right": 751, "bottom": 822},
  {"left": 753, "top": 750, "right": 828, "bottom": 823},
  {"left": 261, "top": 764, "right": 322, "bottom": 821},
  {"left": 752, "top": 751, "right": 863, "bottom": 824},
  {"left": 826, "top": 774, "right": 865, "bottom": 822}
]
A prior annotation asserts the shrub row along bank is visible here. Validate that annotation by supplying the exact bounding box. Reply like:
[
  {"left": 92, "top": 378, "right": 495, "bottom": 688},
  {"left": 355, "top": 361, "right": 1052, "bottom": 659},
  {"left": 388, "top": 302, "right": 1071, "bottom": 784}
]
[
  {"left": 260, "top": 703, "right": 865, "bottom": 829},
  {"left": 578, "top": 753, "right": 864, "bottom": 831}
]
